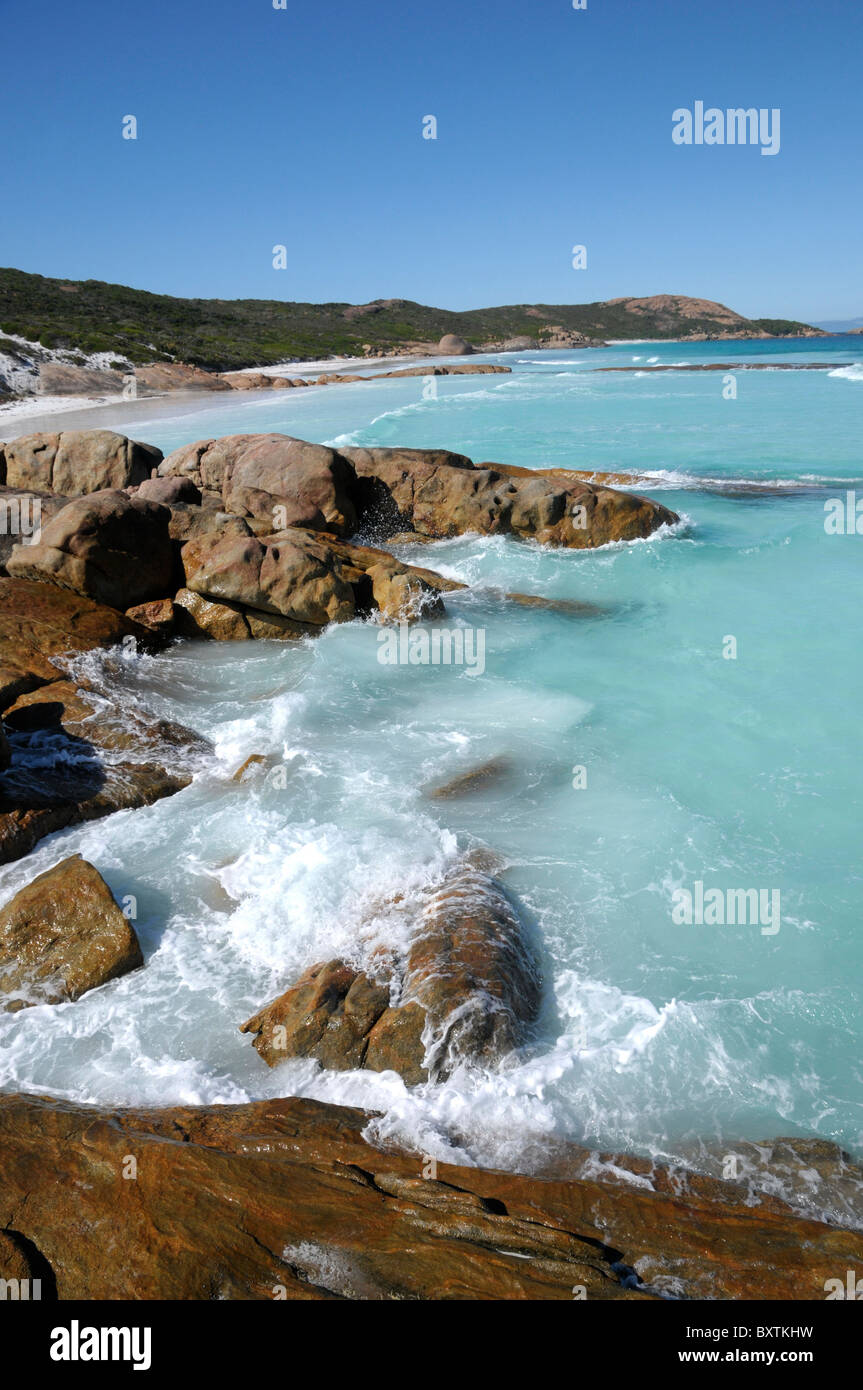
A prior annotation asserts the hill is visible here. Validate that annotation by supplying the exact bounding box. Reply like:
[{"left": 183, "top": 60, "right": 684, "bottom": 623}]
[{"left": 0, "top": 268, "right": 823, "bottom": 372}]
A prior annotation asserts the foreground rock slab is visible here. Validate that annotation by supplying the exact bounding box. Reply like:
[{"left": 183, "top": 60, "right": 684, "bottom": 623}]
[
  {"left": 0, "top": 1092, "right": 860, "bottom": 1300},
  {"left": 0, "top": 855, "right": 143, "bottom": 1012}
]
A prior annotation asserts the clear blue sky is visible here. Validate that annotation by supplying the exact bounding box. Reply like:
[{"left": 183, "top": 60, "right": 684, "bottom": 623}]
[{"left": 2, "top": 0, "right": 860, "bottom": 320}]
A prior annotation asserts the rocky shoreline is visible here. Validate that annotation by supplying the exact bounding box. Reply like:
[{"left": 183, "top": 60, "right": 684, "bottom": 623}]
[
  {"left": 1, "top": 1092, "right": 861, "bottom": 1299},
  {"left": 1, "top": 427, "right": 859, "bottom": 1299}
]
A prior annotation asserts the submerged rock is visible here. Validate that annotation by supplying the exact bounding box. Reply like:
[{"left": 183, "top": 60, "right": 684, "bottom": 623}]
[
  {"left": 0, "top": 854, "right": 143, "bottom": 1011},
  {"left": 426, "top": 756, "right": 512, "bottom": 799}
]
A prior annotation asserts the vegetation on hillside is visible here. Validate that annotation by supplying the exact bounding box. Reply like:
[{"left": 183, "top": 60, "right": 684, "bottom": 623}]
[{"left": 0, "top": 268, "right": 820, "bottom": 371}]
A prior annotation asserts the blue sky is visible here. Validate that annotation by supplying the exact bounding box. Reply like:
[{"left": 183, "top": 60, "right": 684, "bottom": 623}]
[{"left": 2, "top": 0, "right": 860, "bottom": 319}]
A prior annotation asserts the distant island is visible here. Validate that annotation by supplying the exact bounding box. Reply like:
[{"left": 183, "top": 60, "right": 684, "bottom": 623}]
[{"left": 0, "top": 267, "right": 825, "bottom": 377}]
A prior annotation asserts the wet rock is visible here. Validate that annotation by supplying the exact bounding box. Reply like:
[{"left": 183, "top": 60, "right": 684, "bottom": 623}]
[
  {"left": 1, "top": 430, "right": 161, "bottom": 495},
  {"left": 365, "top": 560, "right": 444, "bottom": 622},
  {"left": 242, "top": 866, "right": 540, "bottom": 1085},
  {"left": 173, "top": 588, "right": 252, "bottom": 641},
  {"left": 0, "top": 576, "right": 159, "bottom": 718},
  {"left": 231, "top": 753, "right": 269, "bottom": 782},
  {"left": 6, "top": 490, "right": 175, "bottom": 609},
  {"left": 240, "top": 960, "right": 427, "bottom": 1083},
  {"left": 125, "top": 597, "right": 176, "bottom": 638},
  {"left": 0, "top": 1091, "right": 860, "bottom": 1299},
  {"left": 341, "top": 446, "right": 677, "bottom": 547},
  {"left": 363, "top": 1001, "right": 428, "bottom": 1084},
  {"left": 0, "top": 677, "right": 206, "bottom": 865},
  {"left": 0, "top": 855, "right": 143, "bottom": 1011},
  {"left": 403, "top": 869, "right": 541, "bottom": 1076}
]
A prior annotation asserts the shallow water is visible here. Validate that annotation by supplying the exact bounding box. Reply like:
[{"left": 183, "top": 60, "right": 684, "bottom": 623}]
[{"left": 2, "top": 335, "right": 862, "bottom": 1199}]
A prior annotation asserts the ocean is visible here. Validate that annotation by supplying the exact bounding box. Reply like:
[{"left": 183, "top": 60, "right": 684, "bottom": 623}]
[{"left": 2, "top": 335, "right": 862, "bottom": 1197}]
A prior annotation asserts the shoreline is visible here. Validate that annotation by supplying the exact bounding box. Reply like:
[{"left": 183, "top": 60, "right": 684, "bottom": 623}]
[{"left": 2, "top": 334, "right": 859, "bottom": 437}]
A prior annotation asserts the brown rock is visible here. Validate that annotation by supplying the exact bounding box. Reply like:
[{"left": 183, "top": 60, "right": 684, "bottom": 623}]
[
  {"left": 437, "top": 334, "right": 474, "bottom": 355},
  {"left": 0, "top": 1229, "right": 34, "bottom": 1285},
  {"left": 404, "top": 869, "right": 541, "bottom": 1077},
  {"left": 135, "top": 475, "right": 202, "bottom": 506},
  {"left": 365, "top": 559, "right": 445, "bottom": 623},
  {"left": 241, "top": 961, "right": 389, "bottom": 1069},
  {"left": 166, "top": 504, "right": 253, "bottom": 548},
  {"left": 363, "top": 1001, "right": 428, "bottom": 1084},
  {"left": 0, "top": 675, "right": 206, "bottom": 866},
  {"left": 0, "top": 855, "right": 143, "bottom": 1012},
  {"left": 172, "top": 588, "right": 251, "bottom": 641},
  {"left": 245, "top": 610, "right": 312, "bottom": 640},
  {"left": 0, "top": 486, "right": 70, "bottom": 573},
  {"left": 37, "top": 363, "right": 125, "bottom": 396},
  {"left": 0, "top": 574, "right": 155, "bottom": 653},
  {"left": 503, "top": 590, "right": 608, "bottom": 617},
  {"left": 182, "top": 530, "right": 356, "bottom": 627},
  {"left": 2, "top": 430, "right": 161, "bottom": 495},
  {"left": 240, "top": 960, "right": 428, "bottom": 1082},
  {"left": 133, "top": 363, "right": 232, "bottom": 393},
  {"left": 220, "top": 372, "right": 274, "bottom": 390},
  {"left": 231, "top": 753, "right": 269, "bottom": 782},
  {"left": 341, "top": 447, "right": 677, "bottom": 548},
  {"left": 6, "top": 489, "right": 175, "bottom": 609},
  {"left": 0, "top": 576, "right": 159, "bottom": 717},
  {"left": 158, "top": 434, "right": 358, "bottom": 535},
  {"left": 125, "top": 597, "right": 176, "bottom": 637},
  {"left": 0, "top": 1091, "right": 860, "bottom": 1299}
]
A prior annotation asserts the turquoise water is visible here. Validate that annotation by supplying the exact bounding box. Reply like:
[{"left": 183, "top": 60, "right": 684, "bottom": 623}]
[{"left": 1, "top": 336, "right": 862, "bottom": 1186}]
